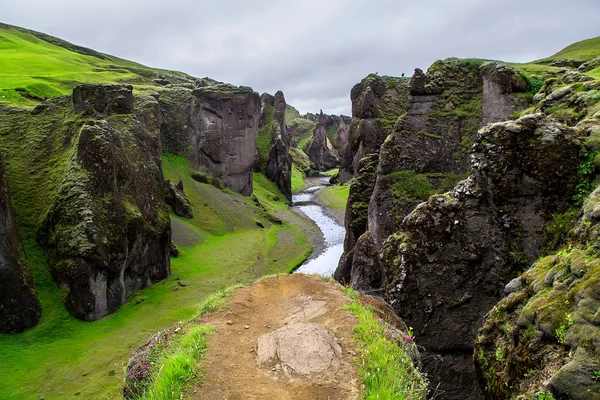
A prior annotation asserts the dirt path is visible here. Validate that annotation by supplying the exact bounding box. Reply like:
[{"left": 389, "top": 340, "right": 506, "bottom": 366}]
[{"left": 189, "top": 274, "right": 361, "bottom": 399}]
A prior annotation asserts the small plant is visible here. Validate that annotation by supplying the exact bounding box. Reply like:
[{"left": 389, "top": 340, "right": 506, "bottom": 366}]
[
  {"left": 537, "top": 391, "right": 556, "bottom": 400},
  {"left": 593, "top": 370, "right": 600, "bottom": 382},
  {"left": 495, "top": 347, "right": 504, "bottom": 362},
  {"left": 556, "top": 314, "right": 574, "bottom": 344}
]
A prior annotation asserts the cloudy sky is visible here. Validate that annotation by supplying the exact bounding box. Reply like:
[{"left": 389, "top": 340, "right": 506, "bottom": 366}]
[{"left": 2, "top": 0, "right": 599, "bottom": 115}]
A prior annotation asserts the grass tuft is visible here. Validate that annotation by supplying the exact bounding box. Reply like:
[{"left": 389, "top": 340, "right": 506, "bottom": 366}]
[{"left": 342, "top": 287, "right": 428, "bottom": 399}]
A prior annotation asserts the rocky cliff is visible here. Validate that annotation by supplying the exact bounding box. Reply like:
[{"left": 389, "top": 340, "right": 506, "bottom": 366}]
[
  {"left": 334, "top": 58, "right": 590, "bottom": 399},
  {"left": 473, "top": 69, "right": 600, "bottom": 400},
  {"left": 338, "top": 74, "right": 410, "bottom": 183},
  {"left": 337, "top": 61, "right": 532, "bottom": 291},
  {"left": 0, "top": 151, "right": 41, "bottom": 333},
  {"left": 307, "top": 111, "right": 339, "bottom": 170},
  {"left": 158, "top": 80, "right": 261, "bottom": 196},
  {"left": 257, "top": 91, "right": 292, "bottom": 199},
  {"left": 33, "top": 85, "right": 172, "bottom": 321},
  {"left": 381, "top": 115, "right": 582, "bottom": 399}
]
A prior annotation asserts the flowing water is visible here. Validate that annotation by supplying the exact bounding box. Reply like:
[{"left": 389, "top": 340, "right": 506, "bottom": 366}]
[{"left": 292, "top": 177, "right": 345, "bottom": 276}]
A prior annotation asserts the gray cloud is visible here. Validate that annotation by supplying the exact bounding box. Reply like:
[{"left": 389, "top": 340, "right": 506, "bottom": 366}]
[{"left": 1, "top": 0, "right": 599, "bottom": 115}]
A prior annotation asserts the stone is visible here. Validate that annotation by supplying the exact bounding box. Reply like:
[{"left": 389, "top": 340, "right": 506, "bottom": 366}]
[
  {"left": 165, "top": 180, "right": 193, "bottom": 218},
  {"left": 178, "top": 280, "right": 189, "bottom": 287},
  {"left": 72, "top": 83, "right": 134, "bottom": 116},
  {"left": 504, "top": 277, "right": 522, "bottom": 294},
  {"left": 255, "top": 322, "right": 342, "bottom": 377}
]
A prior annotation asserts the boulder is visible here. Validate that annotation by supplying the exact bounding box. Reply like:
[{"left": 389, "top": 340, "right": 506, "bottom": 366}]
[
  {"left": 255, "top": 322, "right": 342, "bottom": 377},
  {"left": 166, "top": 180, "right": 193, "bottom": 218}
]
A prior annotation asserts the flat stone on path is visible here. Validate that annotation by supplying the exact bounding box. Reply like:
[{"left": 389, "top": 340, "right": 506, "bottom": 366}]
[{"left": 256, "top": 322, "right": 342, "bottom": 376}]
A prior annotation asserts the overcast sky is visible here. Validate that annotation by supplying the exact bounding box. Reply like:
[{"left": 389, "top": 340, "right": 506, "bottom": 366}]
[{"left": 2, "top": 0, "right": 599, "bottom": 115}]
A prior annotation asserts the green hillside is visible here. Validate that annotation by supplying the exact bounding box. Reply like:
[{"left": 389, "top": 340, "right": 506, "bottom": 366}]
[
  {"left": 0, "top": 23, "right": 189, "bottom": 107},
  {"left": 538, "top": 35, "right": 600, "bottom": 62}
]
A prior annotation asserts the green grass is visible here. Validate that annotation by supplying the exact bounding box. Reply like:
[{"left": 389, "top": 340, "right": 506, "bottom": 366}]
[
  {"left": 342, "top": 287, "right": 428, "bottom": 399},
  {"left": 537, "top": 36, "right": 600, "bottom": 62},
  {"left": 322, "top": 168, "right": 339, "bottom": 177},
  {"left": 291, "top": 166, "right": 308, "bottom": 192},
  {"left": 317, "top": 184, "right": 350, "bottom": 210},
  {"left": 0, "top": 24, "right": 188, "bottom": 107}
]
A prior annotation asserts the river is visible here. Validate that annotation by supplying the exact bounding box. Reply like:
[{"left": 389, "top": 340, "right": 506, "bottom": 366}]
[{"left": 292, "top": 177, "right": 345, "bottom": 276}]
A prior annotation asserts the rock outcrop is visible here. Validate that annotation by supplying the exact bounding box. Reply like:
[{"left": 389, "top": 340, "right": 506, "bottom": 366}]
[
  {"left": 473, "top": 74, "right": 600, "bottom": 400},
  {"left": 262, "top": 91, "right": 292, "bottom": 200},
  {"left": 338, "top": 60, "right": 532, "bottom": 298},
  {"left": 0, "top": 152, "right": 41, "bottom": 333},
  {"left": 339, "top": 74, "right": 410, "bottom": 183},
  {"left": 159, "top": 81, "right": 261, "bottom": 196},
  {"left": 307, "top": 111, "right": 339, "bottom": 170},
  {"left": 380, "top": 115, "right": 582, "bottom": 399},
  {"left": 36, "top": 85, "right": 172, "bottom": 321},
  {"left": 166, "top": 180, "right": 193, "bottom": 219}
]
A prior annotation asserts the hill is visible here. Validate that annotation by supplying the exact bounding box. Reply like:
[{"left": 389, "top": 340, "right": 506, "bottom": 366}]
[{"left": 0, "top": 22, "right": 193, "bottom": 107}]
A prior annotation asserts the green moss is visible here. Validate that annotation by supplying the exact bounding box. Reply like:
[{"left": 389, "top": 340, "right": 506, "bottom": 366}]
[
  {"left": 388, "top": 171, "right": 434, "bottom": 201},
  {"left": 257, "top": 103, "right": 275, "bottom": 171}
]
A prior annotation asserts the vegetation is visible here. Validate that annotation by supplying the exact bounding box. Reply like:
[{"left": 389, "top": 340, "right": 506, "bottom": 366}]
[
  {"left": 536, "top": 35, "right": 600, "bottom": 63},
  {"left": 0, "top": 24, "right": 188, "bottom": 107},
  {"left": 342, "top": 287, "right": 428, "bottom": 399},
  {"left": 125, "top": 286, "right": 239, "bottom": 399},
  {"left": 256, "top": 103, "right": 275, "bottom": 171},
  {"left": 291, "top": 165, "right": 308, "bottom": 192},
  {"left": 317, "top": 184, "right": 350, "bottom": 210}
]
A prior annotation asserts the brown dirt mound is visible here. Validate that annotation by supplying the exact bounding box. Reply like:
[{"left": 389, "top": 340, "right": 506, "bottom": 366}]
[{"left": 188, "top": 274, "right": 361, "bottom": 399}]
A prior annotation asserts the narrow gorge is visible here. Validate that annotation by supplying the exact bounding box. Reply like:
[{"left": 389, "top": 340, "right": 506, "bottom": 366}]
[{"left": 0, "top": 19, "right": 599, "bottom": 400}]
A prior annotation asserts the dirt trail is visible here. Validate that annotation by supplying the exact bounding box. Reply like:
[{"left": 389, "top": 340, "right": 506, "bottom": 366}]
[{"left": 189, "top": 274, "right": 361, "bottom": 400}]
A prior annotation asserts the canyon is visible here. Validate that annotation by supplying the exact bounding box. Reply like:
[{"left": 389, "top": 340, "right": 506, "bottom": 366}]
[{"left": 0, "top": 21, "right": 599, "bottom": 400}]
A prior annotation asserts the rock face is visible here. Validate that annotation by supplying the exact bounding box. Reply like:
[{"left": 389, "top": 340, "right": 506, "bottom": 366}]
[
  {"left": 0, "top": 152, "right": 41, "bottom": 333},
  {"left": 380, "top": 115, "right": 582, "bottom": 399},
  {"left": 307, "top": 111, "right": 339, "bottom": 170},
  {"left": 36, "top": 85, "right": 172, "bottom": 321},
  {"left": 338, "top": 60, "right": 531, "bottom": 298},
  {"left": 338, "top": 74, "right": 411, "bottom": 184},
  {"left": 256, "top": 322, "right": 342, "bottom": 377},
  {"left": 159, "top": 82, "right": 261, "bottom": 196},
  {"left": 263, "top": 91, "right": 292, "bottom": 200}
]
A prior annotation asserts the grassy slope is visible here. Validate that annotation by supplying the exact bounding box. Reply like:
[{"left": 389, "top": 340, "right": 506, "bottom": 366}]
[
  {"left": 0, "top": 153, "right": 311, "bottom": 399},
  {"left": 0, "top": 24, "right": 186, "bottom": 107},
  {"left": 536, "top": 36, "right": 600, "bottom": 62},
  {"left": 317, "top": 184, "right": 350, "bottom": 210}
]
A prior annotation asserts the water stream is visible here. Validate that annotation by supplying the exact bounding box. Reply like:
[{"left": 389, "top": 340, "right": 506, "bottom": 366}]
[{"left": 292, "top": 177, "right": 345, "bottom": 276}]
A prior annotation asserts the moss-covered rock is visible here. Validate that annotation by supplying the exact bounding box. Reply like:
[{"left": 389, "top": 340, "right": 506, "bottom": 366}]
[
  {"left": 379, "top": 114, "right": 583, "bottom": 399},
  {"left": 0, "top": 151, "right": 41, "bottom": 333},
  {"left": 475, "top": 186, "right": 600, "bottom": 399}
]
